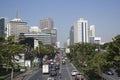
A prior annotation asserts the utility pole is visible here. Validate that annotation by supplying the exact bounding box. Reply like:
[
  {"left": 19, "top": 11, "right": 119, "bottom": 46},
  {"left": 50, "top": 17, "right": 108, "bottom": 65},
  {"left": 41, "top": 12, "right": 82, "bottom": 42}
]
[{"left": 11, "top": 68, "right": 13, "bottom": 80}]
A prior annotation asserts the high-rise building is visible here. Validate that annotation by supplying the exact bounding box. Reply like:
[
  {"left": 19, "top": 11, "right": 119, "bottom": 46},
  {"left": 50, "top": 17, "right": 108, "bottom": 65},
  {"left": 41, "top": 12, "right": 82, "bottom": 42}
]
[
  {"left": 0, "top": 17, "right": 9, "bottom": 38},
  {"left": 40, "top": 18, "right": 53, "bottom": 29},
  {"left": 9, "top": 12, "right": 29, "bottom": 37},
  {"left": 74, "top": 18, "right": 89, "bottom": 43},
  {"left": 89, "top": 25, "right": 96, "bottom": 43},
  {"left": 89, "top": 25, "right": 95, "bottom": 37},
  {"left": 40, "top": 18, "right": 57, "bottom": 46},
  {"left": 69, "top": 26, "right": 74, "bottom": 45},
  {"left": 50, "top": 28, "right": 57, "bottom": 46}
]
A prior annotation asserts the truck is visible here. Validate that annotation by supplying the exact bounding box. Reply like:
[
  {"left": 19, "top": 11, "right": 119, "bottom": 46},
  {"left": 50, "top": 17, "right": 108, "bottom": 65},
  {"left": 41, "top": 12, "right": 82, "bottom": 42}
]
[{"left": 42, "top": 64, "right": 49, "bottom": 74}]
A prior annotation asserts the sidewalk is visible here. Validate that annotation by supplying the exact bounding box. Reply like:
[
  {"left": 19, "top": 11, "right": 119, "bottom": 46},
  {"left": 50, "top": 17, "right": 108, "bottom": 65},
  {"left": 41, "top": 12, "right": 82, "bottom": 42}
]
[{"left": 12, "top": 67, "right": 39, "bottom": 80}]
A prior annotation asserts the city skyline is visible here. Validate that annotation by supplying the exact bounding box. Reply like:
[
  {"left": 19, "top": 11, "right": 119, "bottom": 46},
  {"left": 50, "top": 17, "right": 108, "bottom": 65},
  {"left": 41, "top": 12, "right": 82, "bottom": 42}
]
[{"left": 0, "top": 0, "right": 120, "bottom": 45}]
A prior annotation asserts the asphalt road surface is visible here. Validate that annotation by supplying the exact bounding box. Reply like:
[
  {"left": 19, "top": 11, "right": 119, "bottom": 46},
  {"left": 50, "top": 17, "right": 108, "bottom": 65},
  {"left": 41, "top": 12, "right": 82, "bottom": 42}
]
[{"left": 29, "top": 58, "right": 77, "bottom": 80}]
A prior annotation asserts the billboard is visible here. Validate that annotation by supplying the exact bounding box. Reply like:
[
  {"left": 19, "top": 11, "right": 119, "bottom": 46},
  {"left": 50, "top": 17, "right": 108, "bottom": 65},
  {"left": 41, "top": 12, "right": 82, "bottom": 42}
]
[{"left": 65, "top": 48, "right": 70, "bottom": 53}]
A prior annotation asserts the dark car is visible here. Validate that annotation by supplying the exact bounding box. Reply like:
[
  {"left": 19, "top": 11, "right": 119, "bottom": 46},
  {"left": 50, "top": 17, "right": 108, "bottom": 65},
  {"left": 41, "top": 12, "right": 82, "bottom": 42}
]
[
  {"left": 55, "top": 64, "right": 60, "bottom": 70},
  {"left": 50, "top": 65, "right": 56, "bottom": 71},
  {"left": 107, "top": 70, "right": 114, "bottom": 75},
  {"left": 50, "top": 69, "right": 57, "bottom": 76}
]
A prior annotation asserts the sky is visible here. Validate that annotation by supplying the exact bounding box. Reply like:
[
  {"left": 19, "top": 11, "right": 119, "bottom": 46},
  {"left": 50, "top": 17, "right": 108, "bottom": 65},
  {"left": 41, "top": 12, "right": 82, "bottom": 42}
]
[{"left": 0, "top": 0, "right": 120, "bottom": 45}]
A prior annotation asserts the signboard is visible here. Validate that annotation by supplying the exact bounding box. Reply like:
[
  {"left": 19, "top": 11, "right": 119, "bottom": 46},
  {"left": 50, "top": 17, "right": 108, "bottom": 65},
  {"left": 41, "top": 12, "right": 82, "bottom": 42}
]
[{"left": 65, "top": 48, "right": 70, "bottom": 53}]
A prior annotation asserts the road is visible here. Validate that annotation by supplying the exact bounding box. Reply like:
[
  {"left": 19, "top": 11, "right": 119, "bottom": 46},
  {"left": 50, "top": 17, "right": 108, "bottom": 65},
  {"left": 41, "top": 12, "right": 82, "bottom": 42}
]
[
  {"left": 12, "top": 68, "right": 40, "bottom": 80},
  {"left": 13, "top": 59, "right": 120, "bottom": 80},
  {"left": 102, "top": 69, "right": 120, "bottom": 80},
  {"left": 60, "top": 60, "right": 75, "bottom": 80},
  {"left": 28, "top": 57, "right": 77, "bottom": 80},
  {"left": 27, "top": 60, "right": 120, "bottom": 80}
]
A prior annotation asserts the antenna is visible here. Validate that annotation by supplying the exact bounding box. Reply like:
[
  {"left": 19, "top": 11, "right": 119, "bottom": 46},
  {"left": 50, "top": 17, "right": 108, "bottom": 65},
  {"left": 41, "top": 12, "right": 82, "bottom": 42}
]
[{"left": 16, "top": 10, "right": 19, "bottom": 18}]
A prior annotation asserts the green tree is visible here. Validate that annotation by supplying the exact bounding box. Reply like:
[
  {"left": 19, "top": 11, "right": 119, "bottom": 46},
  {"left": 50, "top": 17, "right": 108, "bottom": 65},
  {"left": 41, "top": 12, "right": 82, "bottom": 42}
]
[
  {"left": 68, "top": 42, "right": 107, "bottom": 80},
  {"left": 0, "top": 36, "right": 26, "bottom": 79},
  {"left": 44, "top": 44, "right": 53, "bottom": 54},
  {"left": 106, "top": 35, "right": 120, "bottom": 69}
]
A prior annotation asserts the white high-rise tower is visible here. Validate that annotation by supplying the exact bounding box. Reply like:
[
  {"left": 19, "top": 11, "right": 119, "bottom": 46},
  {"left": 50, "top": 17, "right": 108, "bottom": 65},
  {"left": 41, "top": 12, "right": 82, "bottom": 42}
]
[{"left": 74, "top": 18, "right": 89, "bottom": 43}]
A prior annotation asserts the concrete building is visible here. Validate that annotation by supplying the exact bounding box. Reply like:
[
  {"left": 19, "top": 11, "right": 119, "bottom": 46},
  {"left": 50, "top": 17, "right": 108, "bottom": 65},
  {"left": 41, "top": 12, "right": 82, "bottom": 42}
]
[
  {"left": 89, "top": 25, "right": 95, "bottom": 37},
  {"left": 66, "top": 38, "right": 70, "bottom": 46},
  {"left": 56, "top": 41, "right": 60, "bottom": 48},
  {"left": 69, "top": 18, "right": 102, "bottom": 45},
  {"left": 89, "top": 25, "right": 102, "bottom": 44},
  {"left": 19, "top": 33, "right": 51, "bottom": 45},
  {"left": 89, "top": 37, "right": 101, "bottom": 44},
  {"left": 89, "top": 37, "right": 95, "bottom": 44},
  {"left": 40, "top": 18, "right": 57, "bottom": 46},
  {"left": 40, "top": 18, "right": 53, "bottom": 29},
  {"left": 0, "top": 17, "right": 10, "bottom": 38},
  {"left": 69, "top": 26, "right": 74, "bottom": 45},
  {"left": 94, "top": 37, "right": 101, "bottom": 44},
  {"left": 50, "top": 28, "right": 57, "bottom": 46},
  {"left": 89, "top": 25, "right": 95, "bottom": 43},
  {"left": 74, "top": 18, "right": 89, "bottom": 43},
  {"left": 29, "top": 26, "right": 41, "bottom": 33},
  {"left": 9, "top": 12, "right": 29, "bottom": 37}
]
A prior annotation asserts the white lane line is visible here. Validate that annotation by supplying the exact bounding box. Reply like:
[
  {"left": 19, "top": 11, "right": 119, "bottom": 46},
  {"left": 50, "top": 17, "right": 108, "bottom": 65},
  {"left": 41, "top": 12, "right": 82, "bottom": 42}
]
[
  {"left": 66, "top": 63, "right": 73, "bottom": 80},
  {"left": 70, "top": 63, "right": 76, "bottom": 69}
]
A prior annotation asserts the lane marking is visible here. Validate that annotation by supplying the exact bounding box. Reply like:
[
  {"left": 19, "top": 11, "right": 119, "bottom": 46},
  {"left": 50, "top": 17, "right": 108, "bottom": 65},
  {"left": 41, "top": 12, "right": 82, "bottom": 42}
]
[
  {"left": 70, "top": 63, "right": 76, "bottom": 69},
  {"left": 66, "top": 62, "right": 73, "bottom": 80}
]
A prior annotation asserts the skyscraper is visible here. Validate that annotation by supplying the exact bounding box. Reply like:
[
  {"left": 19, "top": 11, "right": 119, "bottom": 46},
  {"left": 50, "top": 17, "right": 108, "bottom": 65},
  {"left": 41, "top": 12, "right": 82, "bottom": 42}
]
[
  {"left": 40, "top": 18, "right": 53, "bottom": 29},
  {"left": 50, "top": 28, "right": 57, "bottom": 46},
  {"left": 89, "top": 25, "right": 95, "bottom": 37},
  {"left": 0, "top": 17, "right": 9, "bottom": 38},
  {"left": 9, "top": 12, "right": 29, "bottom": 37},
  {"left": 69, "top": 26, "right": 74, "bottom": 45},
  {"left": 89, "top": 25, "right": 95, "bottom": 43},
  {"left": 74, "top": 18, "right": 89, "bottom": 43},
  {"left": 89, "top": 25, "right": 101, "bottom": 44},
  {"left": 40, "top": 18, "right": 57, "bottom": 46}
]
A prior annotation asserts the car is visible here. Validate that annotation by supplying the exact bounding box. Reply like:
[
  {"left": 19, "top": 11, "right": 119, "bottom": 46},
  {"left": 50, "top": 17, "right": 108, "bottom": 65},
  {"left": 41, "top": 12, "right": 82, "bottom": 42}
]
[
  {"left": 107, "top": 70, "right": 114, "bottom": 75},
  {"left": 75, "top": 73, "right": 85, "bottom": 80},
  {"left": 47, "top": 77, "right": 55, "bottom": 80},
  {"left": 55, "top": 64, "right": 60, "bottom": 70},
  {"left": 49, "top": 64, "right": 56, "bottom": 70},
  {"left": 65, "top": 57, "right": 67, "bottom": 60},
  {"left": 71, "top": 70, "right": 79, "bottom": 76},
  {"left": 62, "top": 59, "right": 66, "bottom": 64},
  {"left": 50, "top": 69, "right": 57, "bottom": 76}
]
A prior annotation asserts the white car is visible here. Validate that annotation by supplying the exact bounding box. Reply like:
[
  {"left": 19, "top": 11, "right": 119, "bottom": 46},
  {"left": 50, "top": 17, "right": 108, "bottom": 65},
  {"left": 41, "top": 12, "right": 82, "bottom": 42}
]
[
  {"left": 47, "top": 77, "right": 55, "bottom": 80},
  {"left": 71, "top": 70, "right": 79, "bottom": 76}
]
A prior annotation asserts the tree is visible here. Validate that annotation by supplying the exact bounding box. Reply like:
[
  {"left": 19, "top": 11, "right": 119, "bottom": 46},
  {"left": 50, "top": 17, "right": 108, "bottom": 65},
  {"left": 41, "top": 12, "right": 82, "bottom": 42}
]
[
  {"left": 0, "top": 36, "right": 26, "bottom": 79},
  {"left": 106, "top": 35, "right": 120, "bottom": 69},
  {"left": 68, "top": 42, "right": 108, "bottom": 80},
  {"left": 0, "top": 37, "right": 5, "bottom": 67}
]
